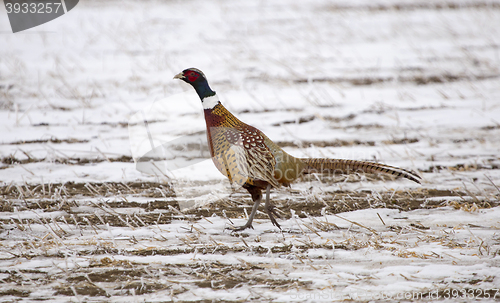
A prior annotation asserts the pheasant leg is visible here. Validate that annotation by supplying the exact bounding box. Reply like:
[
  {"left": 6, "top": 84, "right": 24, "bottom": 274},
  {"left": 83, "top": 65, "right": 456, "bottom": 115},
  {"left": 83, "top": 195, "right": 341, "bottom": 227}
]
[{"left": 228, "top": 186, "right": 262, "bottom": 231}]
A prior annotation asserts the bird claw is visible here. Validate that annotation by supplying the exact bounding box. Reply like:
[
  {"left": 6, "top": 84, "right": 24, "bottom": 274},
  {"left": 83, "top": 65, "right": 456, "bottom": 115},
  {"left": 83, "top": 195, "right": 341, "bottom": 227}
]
[
  {"left": 266, "top": 204, "right": 282, "bottom": 219},
  {"left": 269, "top": 216, "right": 281, "bottom": 229},
  {"left": 266, "top": 205, "right": 282, "bottom": 229},
  {"left": 226, "top": 224, "right": 254, "bottom": 232}
]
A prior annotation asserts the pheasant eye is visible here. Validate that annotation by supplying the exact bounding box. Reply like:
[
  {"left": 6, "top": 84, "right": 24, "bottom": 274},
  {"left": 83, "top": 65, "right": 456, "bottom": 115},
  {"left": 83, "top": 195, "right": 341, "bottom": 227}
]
[{"left": 186, "top": 71, "right": 199, "bottom": 82}]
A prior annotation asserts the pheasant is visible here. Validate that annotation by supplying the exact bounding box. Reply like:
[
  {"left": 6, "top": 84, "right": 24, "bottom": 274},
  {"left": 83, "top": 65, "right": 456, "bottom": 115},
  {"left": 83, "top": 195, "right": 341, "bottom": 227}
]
[{"left": 174, "top": 68, "right": 421, "bottom": 231}]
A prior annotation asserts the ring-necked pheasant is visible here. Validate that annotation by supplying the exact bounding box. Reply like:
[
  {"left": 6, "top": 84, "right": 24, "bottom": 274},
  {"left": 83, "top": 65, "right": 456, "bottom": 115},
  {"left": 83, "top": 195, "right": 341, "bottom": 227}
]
[{"left": 174, "top": 68, "right": 421, "bottom": 231}]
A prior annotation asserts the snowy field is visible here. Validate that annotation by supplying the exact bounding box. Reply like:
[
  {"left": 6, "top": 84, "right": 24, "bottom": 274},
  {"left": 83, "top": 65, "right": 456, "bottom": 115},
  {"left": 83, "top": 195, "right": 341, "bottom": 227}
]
[{"left": 1, "top": 0, "right": 500, "bottom": 302}]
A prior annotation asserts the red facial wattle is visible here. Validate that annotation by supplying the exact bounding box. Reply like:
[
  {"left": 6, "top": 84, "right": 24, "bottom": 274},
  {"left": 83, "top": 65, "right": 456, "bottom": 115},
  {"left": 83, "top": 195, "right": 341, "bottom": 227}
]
[{"left": 186, "top": 71, "right": 199, "bottom": 82}]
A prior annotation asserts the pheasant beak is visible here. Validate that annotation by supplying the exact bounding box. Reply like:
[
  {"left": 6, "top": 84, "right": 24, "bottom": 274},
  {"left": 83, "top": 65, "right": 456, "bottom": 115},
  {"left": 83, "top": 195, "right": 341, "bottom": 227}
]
[{"left": 173, "top": 72, "right": 185, "bottom": 80}]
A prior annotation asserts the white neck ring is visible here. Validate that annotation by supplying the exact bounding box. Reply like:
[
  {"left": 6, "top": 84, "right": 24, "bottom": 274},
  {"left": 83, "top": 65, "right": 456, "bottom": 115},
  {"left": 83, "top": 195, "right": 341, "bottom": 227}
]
[{"left": 202, "top": 94, "right": 220, "bottom": 109}]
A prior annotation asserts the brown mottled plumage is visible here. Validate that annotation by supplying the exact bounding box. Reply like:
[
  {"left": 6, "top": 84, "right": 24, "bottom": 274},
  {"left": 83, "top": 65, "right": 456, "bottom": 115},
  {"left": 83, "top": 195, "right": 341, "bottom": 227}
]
[{"left": 174, "top": 68, "right": 421, "bottom": 231}]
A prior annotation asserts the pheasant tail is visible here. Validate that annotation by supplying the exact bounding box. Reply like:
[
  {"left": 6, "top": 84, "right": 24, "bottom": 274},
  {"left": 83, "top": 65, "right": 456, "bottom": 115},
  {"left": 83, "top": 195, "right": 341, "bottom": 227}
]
[{"left": 300, "top": 158, "right": 421, "bottom": 184}]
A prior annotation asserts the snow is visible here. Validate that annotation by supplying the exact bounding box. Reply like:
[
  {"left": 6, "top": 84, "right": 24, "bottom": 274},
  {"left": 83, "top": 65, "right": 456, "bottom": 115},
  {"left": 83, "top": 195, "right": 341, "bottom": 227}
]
[{"left": 1, "top": 0, "right": 500, "bottom": 301}]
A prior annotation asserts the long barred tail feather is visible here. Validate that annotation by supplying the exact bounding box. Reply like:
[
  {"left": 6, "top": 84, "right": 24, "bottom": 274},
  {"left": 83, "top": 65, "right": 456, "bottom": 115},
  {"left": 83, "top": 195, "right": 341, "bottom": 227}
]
[{"left": 300, "top": 158, "right": 421, "bottom": 184}]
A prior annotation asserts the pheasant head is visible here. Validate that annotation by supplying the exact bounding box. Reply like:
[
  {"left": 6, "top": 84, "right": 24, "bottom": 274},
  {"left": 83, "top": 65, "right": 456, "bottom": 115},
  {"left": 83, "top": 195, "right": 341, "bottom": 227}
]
[{"left": 174, "top": 68, "right": 219, "bottom": 109}]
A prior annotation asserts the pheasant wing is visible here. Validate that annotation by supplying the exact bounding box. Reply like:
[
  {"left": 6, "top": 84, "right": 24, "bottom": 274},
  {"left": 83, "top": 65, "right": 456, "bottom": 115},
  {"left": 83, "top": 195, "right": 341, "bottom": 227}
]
[{"left": 211, "top": 126, "right": 279, "bottom": 188}]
